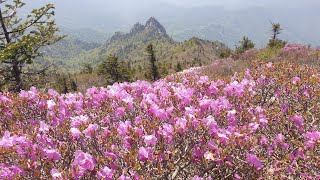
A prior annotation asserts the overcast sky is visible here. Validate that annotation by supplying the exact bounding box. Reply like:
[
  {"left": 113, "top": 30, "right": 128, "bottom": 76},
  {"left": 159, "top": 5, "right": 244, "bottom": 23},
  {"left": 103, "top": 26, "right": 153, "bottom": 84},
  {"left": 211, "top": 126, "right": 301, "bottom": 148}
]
[
  {"left": 25, "top": 0, "right": 301, "bottom": 8},
  {"left": 19, "top": 0, "right": 320, "bottom": 46}
]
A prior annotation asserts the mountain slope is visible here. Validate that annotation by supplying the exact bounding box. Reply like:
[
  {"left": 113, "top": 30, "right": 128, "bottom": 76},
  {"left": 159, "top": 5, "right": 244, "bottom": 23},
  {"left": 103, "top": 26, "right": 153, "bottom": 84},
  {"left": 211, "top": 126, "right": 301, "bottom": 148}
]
[
  {"left": 164, "top": 37, "right": 228, "bottom": 68},
  {"left": 99, "top": 17, "right": 175, "bottom": 65},
  {"left": 43, "top": 17, "right": 229, "bottom": 77}
]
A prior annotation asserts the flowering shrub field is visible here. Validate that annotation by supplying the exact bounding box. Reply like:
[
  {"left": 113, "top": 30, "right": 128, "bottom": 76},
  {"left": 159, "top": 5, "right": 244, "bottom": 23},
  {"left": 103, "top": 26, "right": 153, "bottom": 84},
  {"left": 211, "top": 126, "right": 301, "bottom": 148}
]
[{"left": 0, "top": 61, "right": 319, "bottom": 179}]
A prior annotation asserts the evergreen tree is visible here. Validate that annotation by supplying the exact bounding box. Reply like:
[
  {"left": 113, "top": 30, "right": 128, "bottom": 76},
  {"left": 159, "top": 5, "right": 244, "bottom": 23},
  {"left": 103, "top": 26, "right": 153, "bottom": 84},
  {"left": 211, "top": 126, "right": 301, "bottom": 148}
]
[
  {"left": 54, "top": 73, "right": 69, "bottom": 94},
  {"left": 145, "top": 44, "right": 159, "bottom": 81},
  {"left": 0, "top": 0, "right": 63, "bottom": 92},
  {"left": 271, "top": 23, "right": 282, "bottom": 41},
  {"left": 235, "top": 36, "right": 255, "bottom": 54},
  {"left": 97, "top": 54, "right": 130, "bottom": 85},
  {"left": 158, "top": 62, "right": 169, "bottom": 78},
  {"left": 175, "top": 62, "right": 183, "bottom": 72},
  {"left": 267, "top": 22, "right": 286, "bottom": 48},
  {"left": 218, "top": 47, "right": 232, "bottom": 58},
  {"left": 70, "top": 80, "right": 77, "bottom": 92},
  {"left": 81, "top": 63, "right": 93, "bottom": 74}
]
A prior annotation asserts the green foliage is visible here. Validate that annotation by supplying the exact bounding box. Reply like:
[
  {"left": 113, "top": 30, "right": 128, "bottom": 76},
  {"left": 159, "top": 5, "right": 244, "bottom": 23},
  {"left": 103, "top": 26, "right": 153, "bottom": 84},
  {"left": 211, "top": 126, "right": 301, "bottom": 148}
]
[
  {"left": 267, "top": 39, "right": 286, "bottom": 49},
  {"left": 235, "top": 36, "right": 255, "bottom": 54},
  {"left": 267, "top": 22, "right": 286, "bottom": 48},
  {"left": 53, "top": 73, "right": 77, "bottom": 94},
  {"left": 38, "top": 19, "right": 230, "bottom": 81},
  {"left": 218, "top": 48, "right": 232, "bottom": 58},
  {"left": 97, "top": 54, "right": 131, "bottom": 85},
  {"left": 81, "top": 63, "right": 93, "bottom": 74},
  {"left": 0, "top": 0, "right": 63, "bottom": 92},
  {"left": 70, "top": 79, "right": 78, "bottom": 92},
  {"left": 158, "top": 62, "right": 169, "bottom": 78},
  {"left": 257, "top": 47, "right": 281, "bottom": 60},
  {"left": 145, "top": 44, "right": 160, "bottom": 81},
  {"left": 175, "top": 62, "right": 183, "bottom": 72}
]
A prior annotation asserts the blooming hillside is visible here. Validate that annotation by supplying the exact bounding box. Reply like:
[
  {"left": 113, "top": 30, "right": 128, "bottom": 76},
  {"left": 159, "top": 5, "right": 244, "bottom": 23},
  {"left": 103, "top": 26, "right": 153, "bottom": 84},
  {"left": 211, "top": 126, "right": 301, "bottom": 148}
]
[
  {"left": 199, "top": 44, "right": 320, "bottom": 81},
  {"left": 0, "top": 61, "right": 319, "bottom": 179}
]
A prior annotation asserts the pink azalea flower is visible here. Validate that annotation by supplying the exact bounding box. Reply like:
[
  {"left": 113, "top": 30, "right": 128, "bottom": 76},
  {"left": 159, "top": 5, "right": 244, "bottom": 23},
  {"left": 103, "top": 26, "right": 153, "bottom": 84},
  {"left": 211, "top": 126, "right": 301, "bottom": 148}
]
[
  {"left": 0, "top": 165, "right": 25, "bottom": 179},
  {"left": 119, "top": 174, "right": 131, "bottom": 180},
  {"left": 292, "top": 77, "right": 301, "bottom": 84},
  {"left": 304, "top": 132, "right": 320, "bottom": 141},
  {"left": 48, "top": 89, "right": 58, "bottom": 97},
  {"left": 246, "top": 153, "right": 263, "bottom": 170},
  {"left": 204, "top": 151, "right": 215, "bottom": 161},
  {"left": 234, "top": 173, "right": 242, "bottom": 180},
  {"left": 50, "top": 168, "right": 62, "bottom": 179},
  {"left": 72, "top": 150, "right": 96, "bottom": 173},
  {"left": 158, "top": 123, "right": 173, "bottom": 143},
  {"left": 47, "top": 100, "right": 56, "bottom": 110},
  {"left": 39, "top": 121, "right": 50, "bottom": 133},
  {"left": 260, "top": 136, "right": 268, "bottom": 146},
  {"left": 116, "top": 107, "right": 126, "bottom": 118},
  {"left": 83, "top": 124, "right": 99, "bottom": 138},
  {"left": 138, "top": 147, "right": 153, "bottom": 161},
  {"left": 105, "top": 151, "right": 118, "bottom": 160},
  {"left": 199, "top": 99, "right": 212, "bottom": 110},
  {"left": 70, "top": 115, "right": 89, "bottom": 128},
  {"left": 0, "top": 131, "right": 15, "bottom": 148},
  {"left": 217, "top": 132, "right": 229, "bottom": 144},
  {"left": 143, "top": 135, "right": 157, "bottom": 146},
  {"left": 70, "top": 128, "right": 82, "bottom": 139},
  {"left": 192, "top": 176, "right": 204, "bottom": 180},
  {"left": 290, "top": 115, "right": 304, "bottom": 129},
  {"left": 266, "top": 62, "right": 273, "bottom": 68},
  {"left": 281, "top": 142, "right": 290, "bottom": 150},
  {"left": 207, "top": 82, "right": 219, "bottom": 95},
  {"left": 97, "top": 166, "right": 113, "bottom": 180},
  {"left": 117, "top": 121, "right": 131, "bottom": 137},
  {"left": 304, "top": 140, "right": 316, "bottom": 149},
  {"left": 43, "top": 148, "right": 61, "bottom": 161},
  {"left": 277, "top": 134, "right": 285, "bottom": 141},
  {"left": 227, "top": 110, "right": 237, "bottom": 126},
  {"left": 175, "top": 118, "right": 187, "bottom": 131}
]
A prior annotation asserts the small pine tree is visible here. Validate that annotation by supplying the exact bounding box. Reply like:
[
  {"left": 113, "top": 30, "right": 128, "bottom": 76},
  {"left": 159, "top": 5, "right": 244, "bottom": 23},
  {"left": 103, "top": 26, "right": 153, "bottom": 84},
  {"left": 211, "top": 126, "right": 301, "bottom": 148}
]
[
  {"left": 175, "top": 62, "right": 183, "bottom": 72},
  {"left": 145, "top": 44, "right": 160, "bottom": 81},
  {"left": 81, "top": 63, "right": 93, "bottom": 74},
  {"left": 70, "top": 79, "right": 78, "bottom": 92},
  {"left": 97, "top": 54, "right": 131, "bottom": 85},
  {"left": 55, "top": 74, "right": 69, "bottom": 94},
  {"left": 235, "top": 36, "right": 255, "bottom": 54},
  {"left": 271, "top": 23, "right": 282, "bottom": 41},
  {"left": 218, "top": 47, "right": 232, "bottom": 58},
  {"left": 267, "top": 22, "right": 286, "bottom": 48}
]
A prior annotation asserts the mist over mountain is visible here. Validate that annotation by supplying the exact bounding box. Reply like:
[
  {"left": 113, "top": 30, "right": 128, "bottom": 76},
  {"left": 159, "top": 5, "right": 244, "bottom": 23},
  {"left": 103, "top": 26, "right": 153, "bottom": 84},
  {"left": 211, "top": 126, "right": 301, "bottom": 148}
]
[{"left": 23, "top": 0, "right": 320, "bottom": 47}]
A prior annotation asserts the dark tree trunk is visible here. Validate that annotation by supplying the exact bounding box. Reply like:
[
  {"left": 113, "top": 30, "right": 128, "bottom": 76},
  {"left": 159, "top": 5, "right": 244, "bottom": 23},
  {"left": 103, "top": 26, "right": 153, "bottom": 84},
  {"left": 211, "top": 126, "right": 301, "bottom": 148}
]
[
  {"left": 0, "top": 8, "right": 11, "bottom": 43},
  {"left": 1, "top": 8, "right": 23, "bottom": 92},
  {"left": 12, "top": 62, "right": 22, "bottom": 92}
]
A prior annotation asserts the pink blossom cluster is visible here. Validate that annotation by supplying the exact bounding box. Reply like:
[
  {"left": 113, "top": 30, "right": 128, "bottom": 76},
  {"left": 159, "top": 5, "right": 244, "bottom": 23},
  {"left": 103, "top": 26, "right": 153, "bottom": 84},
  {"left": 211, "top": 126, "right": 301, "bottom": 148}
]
[
  {"left": 0, "top": 62, "right": 319, "bottom": 179},
  {"left": 282, "top": 43, "right": 306, "bottom": 52}
]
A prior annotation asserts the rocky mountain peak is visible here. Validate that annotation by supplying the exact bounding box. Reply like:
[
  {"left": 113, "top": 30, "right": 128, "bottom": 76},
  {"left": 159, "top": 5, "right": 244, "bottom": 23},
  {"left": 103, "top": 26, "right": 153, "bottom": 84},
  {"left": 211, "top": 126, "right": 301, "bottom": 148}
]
[
  {"left": 144, "top": 17, "right": 167, "bottom": 35},
  {"left": 104, "top": 17, "right": 171, "bottom": 50},
  {"left": 130, "top": 23, "right": 145, "bottom": 35}
]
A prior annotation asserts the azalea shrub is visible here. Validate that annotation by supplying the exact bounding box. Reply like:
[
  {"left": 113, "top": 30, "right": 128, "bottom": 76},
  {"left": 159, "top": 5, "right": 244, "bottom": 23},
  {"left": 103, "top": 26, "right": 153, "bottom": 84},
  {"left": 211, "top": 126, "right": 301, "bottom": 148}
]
[{"left": 0, "top": 61, "right": 319, "bottom": 179}]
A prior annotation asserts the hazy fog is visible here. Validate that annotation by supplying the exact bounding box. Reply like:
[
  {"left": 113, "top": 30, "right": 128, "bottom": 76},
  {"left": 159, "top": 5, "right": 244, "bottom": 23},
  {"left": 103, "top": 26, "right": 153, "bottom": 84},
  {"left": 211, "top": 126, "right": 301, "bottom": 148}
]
[{"left": 21, "top": 0, "right": 320, "bottom": 46}]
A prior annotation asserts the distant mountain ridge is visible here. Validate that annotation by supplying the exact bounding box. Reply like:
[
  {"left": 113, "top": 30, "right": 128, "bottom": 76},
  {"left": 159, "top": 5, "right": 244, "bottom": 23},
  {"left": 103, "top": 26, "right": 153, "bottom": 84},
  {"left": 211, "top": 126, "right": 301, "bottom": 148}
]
[
  {"left": 42, "top": 17, "right": 229, "bottom": 77},
  {"left": 99, "top": 17, "right": 175, "bottom": 66},
  {"left": 105, "top": 17, "right": 170, "bottom": 47}
]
